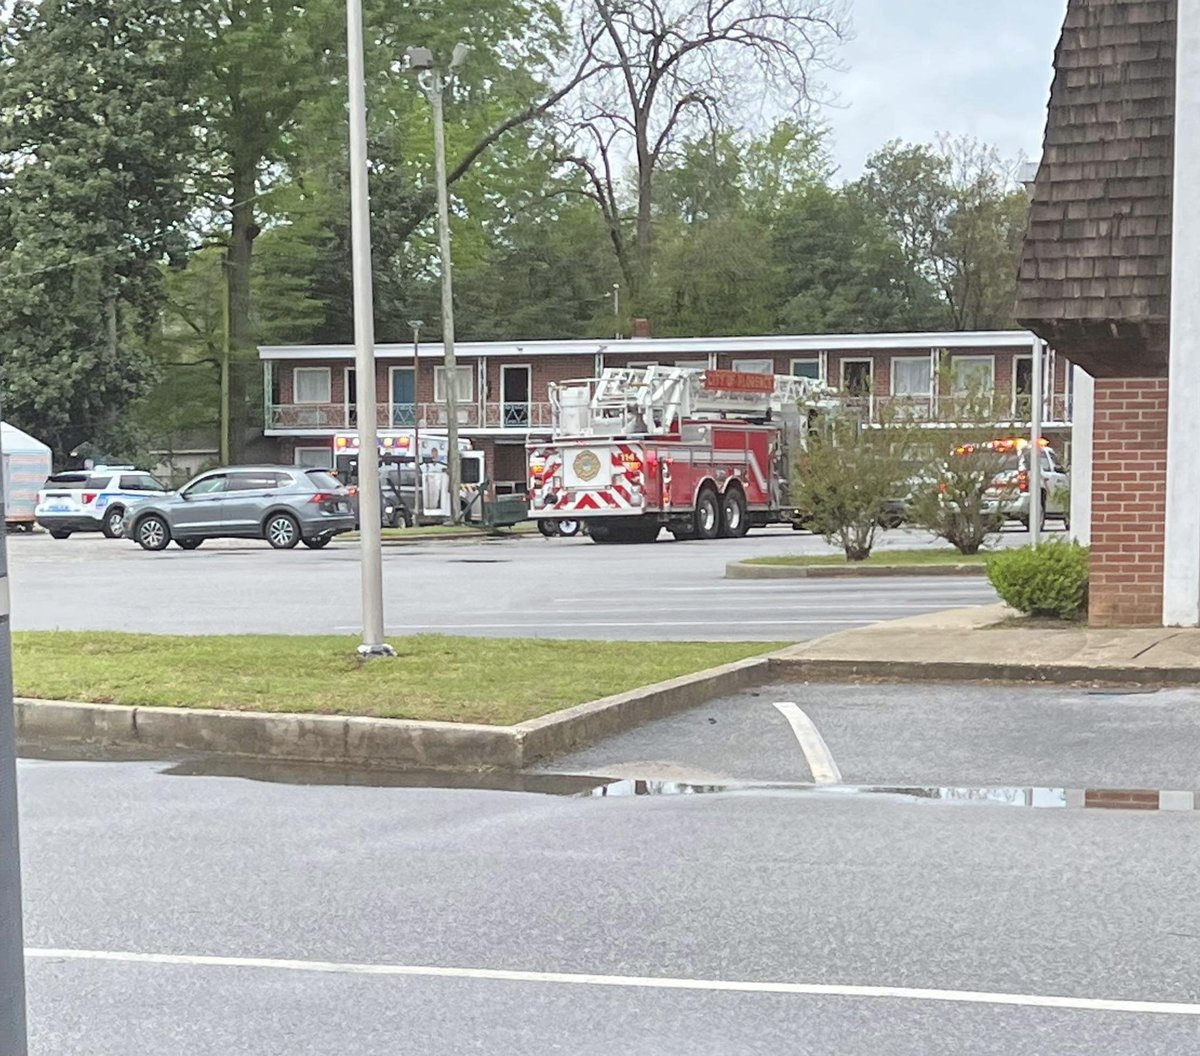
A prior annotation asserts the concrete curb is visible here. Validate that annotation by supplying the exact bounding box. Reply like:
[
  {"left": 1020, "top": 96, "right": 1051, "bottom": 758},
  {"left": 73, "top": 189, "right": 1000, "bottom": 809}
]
[
  {"left": 767, "top": 655, "right": 1200, "bottom": 686},
  {"left": 727, "top": 560, "right": 988, "bottom": 579},
  {"left": 12, "top": 655, "right": 774, "bottom": 770},
  {"left": 513, "top": 656, "right": 772, "bottom": 763}
]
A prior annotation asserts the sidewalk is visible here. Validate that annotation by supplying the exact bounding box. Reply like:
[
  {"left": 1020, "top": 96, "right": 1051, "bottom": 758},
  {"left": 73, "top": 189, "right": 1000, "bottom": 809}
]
[{"left": 772, "top": 605, "right": 1200, "bottom": 685}]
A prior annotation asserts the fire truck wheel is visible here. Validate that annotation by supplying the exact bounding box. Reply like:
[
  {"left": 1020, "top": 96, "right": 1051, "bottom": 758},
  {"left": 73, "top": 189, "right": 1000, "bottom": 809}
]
[
  {"left": 719, "top": 488, "right": 749, "bottom": 538},
  {"left": 558, "top": 519, "right": 582, "bottom": 537},
  {"left": 589, "top": 524, "right": 613, "bottom": 544},
  {"left": 695, "top": 488, "right": 721, "bottom": 540},
  {"left": 537, "top": 520, "right": 560, "bottom": 538}
]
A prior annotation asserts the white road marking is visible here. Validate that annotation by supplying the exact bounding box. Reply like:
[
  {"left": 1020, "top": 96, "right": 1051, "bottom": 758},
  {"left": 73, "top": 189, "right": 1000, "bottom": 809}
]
[
  {"left": 24, "top": 947, "right": 1200, "bottom": 1017},
  {"left": 772, "top": 702, "right": 842, "bottom": 785}
]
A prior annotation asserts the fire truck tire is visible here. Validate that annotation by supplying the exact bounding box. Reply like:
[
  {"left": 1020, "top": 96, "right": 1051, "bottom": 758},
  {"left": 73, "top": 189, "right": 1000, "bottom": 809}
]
[
  {"left": 589, "top": 524, "right": 613, "bottom": 543},
  {"left": 695, "top": 488, "right": 721, "bottom": 540},
  {"left": 719, "top": 487, "right": 749, "bottom": 538},
  {"left": 537, "top": 520, "right": 560, "bottom": 538},
  {"left": 558, "top": 519, "right": 582, "bottom": 537}
]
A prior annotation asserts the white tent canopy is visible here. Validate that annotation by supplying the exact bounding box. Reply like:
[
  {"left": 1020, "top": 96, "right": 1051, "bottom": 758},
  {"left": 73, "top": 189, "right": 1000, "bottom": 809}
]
[{"left": 1, "top": 421, "right": 50, "bottom": 455}]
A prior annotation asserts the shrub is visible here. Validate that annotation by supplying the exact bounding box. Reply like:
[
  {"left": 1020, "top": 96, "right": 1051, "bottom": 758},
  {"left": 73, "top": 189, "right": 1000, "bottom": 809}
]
[
  {"left": 907, "top": 444, "right": 1008, "bottom": 555},
  {"left": 792, "top": 409, "right": 917, "bottom": 561},
  {"left": 986, "top": 542, "right": 1089, "bottom": 619}
]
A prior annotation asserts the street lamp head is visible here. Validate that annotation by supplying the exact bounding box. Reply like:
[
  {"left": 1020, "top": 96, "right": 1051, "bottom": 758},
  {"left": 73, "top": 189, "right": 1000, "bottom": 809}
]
[
  {"left": 408, "top": 319, "right": 424, "bottom": 332},
  {"left": 449, "top": 43, "right": 470, "bottom": 70},
  {"left": 405, "top": 46, "right": 434, "bottom": 70}
]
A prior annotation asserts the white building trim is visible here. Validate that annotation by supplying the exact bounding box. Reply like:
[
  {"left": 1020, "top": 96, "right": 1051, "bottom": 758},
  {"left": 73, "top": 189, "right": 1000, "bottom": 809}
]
[
  {"left": 1164, "top": 0, "right": 1200, "bottom": 626},
  {"left": 259, "top": 330, "right": 1043, "bottom": 363}
]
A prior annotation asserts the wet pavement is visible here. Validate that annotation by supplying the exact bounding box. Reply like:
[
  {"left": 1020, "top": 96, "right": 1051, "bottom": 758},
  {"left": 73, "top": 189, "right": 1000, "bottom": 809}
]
[
  {"left": 18, "top": 748, "right": 1200, "bottom": 1056},
  {"left": 536, "top": 681, "right": 1200, "bottom": 791},
  {"left": 20, "top": 675, "right": 1200, "bottom": 1054}
]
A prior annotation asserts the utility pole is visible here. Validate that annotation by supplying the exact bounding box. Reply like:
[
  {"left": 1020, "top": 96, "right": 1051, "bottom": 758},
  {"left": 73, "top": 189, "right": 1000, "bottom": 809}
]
[
  {"left": 346, "top": 0, "right": 393, "bottom": 657},
  {"left": 612, "top": 283, "right": 621, "bottom": 339},
  {"left": 409, "top": 319, "right": 424, "bottom": 521},
  {"left": 0, "top": 408, "right": 29, "bottom": 1056},
  {"left": 409, "top": 45, "right": 469, "bottom": 524}
]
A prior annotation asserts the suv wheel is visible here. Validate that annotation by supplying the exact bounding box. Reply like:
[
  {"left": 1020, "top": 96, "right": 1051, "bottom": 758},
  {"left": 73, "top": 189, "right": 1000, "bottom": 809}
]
[
  {"left": 136, "top": 515, "right": 170, "bottom": 551},
  {"left": 102, "top": 506, "right": 126, "bottom": 539},
  {"left": 265, "top": 513, "right": 301, "bottom": 550},
  {"left": 302, "top": 535, "right": 331, "bottom": 549},
  {"left": 48, "top": 529, "right": 72, "bottom": 540}
]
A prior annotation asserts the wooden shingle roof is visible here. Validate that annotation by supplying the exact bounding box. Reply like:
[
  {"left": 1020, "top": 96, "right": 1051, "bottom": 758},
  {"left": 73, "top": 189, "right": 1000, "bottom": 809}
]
[{"left": 1015, "top": 0, "right": 1175, "bottom": 375}]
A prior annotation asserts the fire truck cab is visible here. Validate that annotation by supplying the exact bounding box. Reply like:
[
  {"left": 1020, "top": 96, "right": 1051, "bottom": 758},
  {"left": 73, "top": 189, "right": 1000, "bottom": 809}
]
[{"left": 527, "top": 367, "right": 827, "bottom": 543}]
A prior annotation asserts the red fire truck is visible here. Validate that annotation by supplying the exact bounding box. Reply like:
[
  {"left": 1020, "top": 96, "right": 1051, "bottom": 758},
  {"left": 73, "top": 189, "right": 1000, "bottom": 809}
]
[{"left": 527, "top": 367, "right": 826, "bottom": 543}]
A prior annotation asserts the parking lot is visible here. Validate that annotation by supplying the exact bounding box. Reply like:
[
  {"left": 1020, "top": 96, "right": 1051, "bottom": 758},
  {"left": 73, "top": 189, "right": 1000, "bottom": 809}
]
[
  {"left": 20, "top": 677, "right": 1200, "bottom": 1056},
  {"left": 8, "top": 526, "right": 1012, "bottom": 641}
]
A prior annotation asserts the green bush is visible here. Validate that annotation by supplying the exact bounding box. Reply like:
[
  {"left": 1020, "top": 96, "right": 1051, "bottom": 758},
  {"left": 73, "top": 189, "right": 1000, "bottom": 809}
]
[{"left": 985, "top": 542, "right": 1089, "bottom": 620}]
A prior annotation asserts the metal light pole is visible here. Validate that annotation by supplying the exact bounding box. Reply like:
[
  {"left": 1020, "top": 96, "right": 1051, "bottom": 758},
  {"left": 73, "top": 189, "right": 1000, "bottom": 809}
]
[
  {"left": 0, "top": 412, "right": 29, "bottom": 1056},
  {"left": 409, "top": 45, "right": 468, "bottom": 524},
  {"left": 346, "top": 0, "right": 393, "bottom": 657},
  {"left": 220, "top": 257, "right": 231, "bottom": 465},
  {"left": 612, "top": 283, "right": 620, "bottom": 339},
  {"left": 408, "top": 319, "right": 424, "bottom": 521}
]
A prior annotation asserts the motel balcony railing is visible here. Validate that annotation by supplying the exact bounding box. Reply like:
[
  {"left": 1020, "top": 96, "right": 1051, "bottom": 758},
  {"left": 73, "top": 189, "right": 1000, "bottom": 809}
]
[{"left": 266, "top": 401, "right": 556, "bottom": 432}]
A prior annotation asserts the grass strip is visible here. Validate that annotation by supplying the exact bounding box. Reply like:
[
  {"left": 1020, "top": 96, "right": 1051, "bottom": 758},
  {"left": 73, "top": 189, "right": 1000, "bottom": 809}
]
[{"left": 12, "top": 632, "right": 778, "bottom": 726}]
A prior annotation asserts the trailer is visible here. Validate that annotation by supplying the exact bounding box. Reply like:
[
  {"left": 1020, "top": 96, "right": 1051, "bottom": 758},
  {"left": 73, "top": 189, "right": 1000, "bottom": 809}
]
[
  {"left": 2, "top": 421, "right": 52, "bottom": 532},
  {"left": 527, "top": 367, "right": 827, "bottom": 543}
]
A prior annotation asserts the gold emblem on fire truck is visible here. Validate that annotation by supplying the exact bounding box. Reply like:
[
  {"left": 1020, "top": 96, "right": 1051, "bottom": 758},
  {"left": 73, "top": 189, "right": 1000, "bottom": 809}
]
[{"left": 573, "top": 449, "right": 601, "bottom": 482}]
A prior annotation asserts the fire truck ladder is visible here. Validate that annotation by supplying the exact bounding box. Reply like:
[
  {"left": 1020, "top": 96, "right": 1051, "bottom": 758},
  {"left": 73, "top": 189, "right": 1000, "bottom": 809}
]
[{"left": 559, "top": 366, "right": 829, "bottom": 437}]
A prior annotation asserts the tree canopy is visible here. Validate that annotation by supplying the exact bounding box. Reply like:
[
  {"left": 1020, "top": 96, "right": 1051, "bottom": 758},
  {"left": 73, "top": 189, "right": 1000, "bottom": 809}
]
[{"left": 0, "top": 0, "right": 1031, "bottom": 463}]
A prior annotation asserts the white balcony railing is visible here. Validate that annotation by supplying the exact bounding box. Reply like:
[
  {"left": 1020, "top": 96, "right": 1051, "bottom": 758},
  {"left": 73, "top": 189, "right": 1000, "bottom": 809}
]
[{"left": 267, "top": 402, "right": 555, "bottom": 432}]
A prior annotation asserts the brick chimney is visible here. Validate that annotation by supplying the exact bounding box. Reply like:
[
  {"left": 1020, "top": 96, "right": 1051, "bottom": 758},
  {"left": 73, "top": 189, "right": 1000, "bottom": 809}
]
[{"left": 632, "top": 317, "right": 652, "bottom": 338}]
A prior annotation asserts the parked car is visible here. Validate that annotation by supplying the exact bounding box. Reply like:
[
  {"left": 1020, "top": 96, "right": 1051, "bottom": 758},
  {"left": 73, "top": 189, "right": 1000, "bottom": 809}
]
[
  {"left": 973, "top": 438, "right": 1070, "bottom": 530},
  {"left": 123, "top": 466, "right": 355, "bottom": 551},
  {"left": 34, "top": 466, "right": 168, "bottom": 539}
]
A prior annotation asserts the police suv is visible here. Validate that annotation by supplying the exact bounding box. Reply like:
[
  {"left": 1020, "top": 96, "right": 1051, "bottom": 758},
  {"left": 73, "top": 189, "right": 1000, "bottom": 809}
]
[{"left": 35, "top": 466, "right": 169, "bottom": 539}]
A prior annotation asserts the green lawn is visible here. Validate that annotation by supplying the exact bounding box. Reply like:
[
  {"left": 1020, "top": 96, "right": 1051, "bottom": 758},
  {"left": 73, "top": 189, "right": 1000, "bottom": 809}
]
[
  {"left": 12, "top": 633, "right": 776, "bottom": 726},
  {"left": 744, "top": 548, "right": 992, "bottom": 568}
]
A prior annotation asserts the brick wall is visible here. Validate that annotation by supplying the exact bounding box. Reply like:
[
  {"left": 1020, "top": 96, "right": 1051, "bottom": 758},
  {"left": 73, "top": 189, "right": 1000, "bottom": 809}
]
[{"left": 1089, "top": 377, "right": 1168, "bottom": 627}]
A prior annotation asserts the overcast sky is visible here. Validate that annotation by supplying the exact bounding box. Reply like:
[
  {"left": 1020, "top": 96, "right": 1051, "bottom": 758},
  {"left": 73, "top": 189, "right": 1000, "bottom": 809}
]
[{"left": 821, "top": 0, "right": 1069, "bottom": 178}]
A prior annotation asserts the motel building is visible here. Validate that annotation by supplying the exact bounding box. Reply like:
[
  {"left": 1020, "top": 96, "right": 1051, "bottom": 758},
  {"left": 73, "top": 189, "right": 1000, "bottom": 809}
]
[{"left": 257, "top": 329, "right": 1075, "bottom": 499}]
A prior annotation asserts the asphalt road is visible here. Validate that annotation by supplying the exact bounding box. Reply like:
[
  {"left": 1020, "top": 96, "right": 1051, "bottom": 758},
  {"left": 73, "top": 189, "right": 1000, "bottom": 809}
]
[
  {"left": 18, "top": 722, "right": 1200, "bottom": 1056},
  {"left": 7, "top": 526, "right": 1010, "bottom": 641}
]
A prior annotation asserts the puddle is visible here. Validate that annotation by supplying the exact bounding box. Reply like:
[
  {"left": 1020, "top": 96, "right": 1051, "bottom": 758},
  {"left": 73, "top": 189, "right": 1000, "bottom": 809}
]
[
  {"left": 581, "top": 779, "right": 1200, "bottom": 813},
  {"left": 161, "top": 757, "right": 601, "bottom": 794},
  {"left": 22, "top": 747, "right": 1200, "bottom": 813},
  {"left": 585, "top": 779, "right": 731, "bottom": 798}
]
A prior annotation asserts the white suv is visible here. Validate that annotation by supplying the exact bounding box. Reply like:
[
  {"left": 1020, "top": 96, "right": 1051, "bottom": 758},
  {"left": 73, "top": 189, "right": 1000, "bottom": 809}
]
[
  {"left": 980, "top": 440, "right": 1070, "bottom": 531},
  {"left": 35, "top": 466, "right": 169, "bottom": 539}
]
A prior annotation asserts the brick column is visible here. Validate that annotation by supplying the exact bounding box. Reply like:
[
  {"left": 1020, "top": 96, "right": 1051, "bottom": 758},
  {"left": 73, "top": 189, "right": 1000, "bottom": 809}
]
[{"left": 1089, "top": 377, "right": 1168, "bottom": 626}]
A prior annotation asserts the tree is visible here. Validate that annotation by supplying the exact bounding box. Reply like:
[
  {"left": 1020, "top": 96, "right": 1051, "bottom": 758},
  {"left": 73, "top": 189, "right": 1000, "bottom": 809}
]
[
  {"left": 854, "top": 137, "right": 1029, "bottom": 331},
  {"left": 0, "top": 0, "right": 197, "bottom": 461},
  {"left": 184, "top": 0, "right": 594, "bottom": 449},
  {"left": 557, "top": 0, "right": 847, "bottom": 306},
  {"left": 905, "top": 371, "right": 1015, "bottom": 554},
  {"left": 793, "top": 408, "right": 918, "bottom": 561}
]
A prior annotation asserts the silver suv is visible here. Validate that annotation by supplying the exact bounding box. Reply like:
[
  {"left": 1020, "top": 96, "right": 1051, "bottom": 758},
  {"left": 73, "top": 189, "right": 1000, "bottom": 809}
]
[{"left": 124, "top": 466, "right": 355, "bottom": 551}]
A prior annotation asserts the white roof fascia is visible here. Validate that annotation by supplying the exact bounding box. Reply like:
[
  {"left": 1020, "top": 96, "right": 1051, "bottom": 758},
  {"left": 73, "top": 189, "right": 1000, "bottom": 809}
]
[{"left": 258, "top": 330, "right": 1041, "bottom": 362}]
